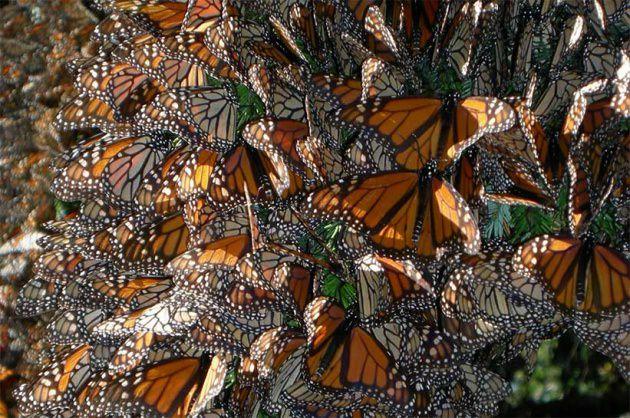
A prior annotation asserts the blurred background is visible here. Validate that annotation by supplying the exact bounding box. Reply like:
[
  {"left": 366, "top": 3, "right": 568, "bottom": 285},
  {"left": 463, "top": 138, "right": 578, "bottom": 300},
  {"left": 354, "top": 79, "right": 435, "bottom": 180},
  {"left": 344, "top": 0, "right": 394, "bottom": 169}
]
[{"left": 0, "top": 1, "right": 627, "bottom": 416}]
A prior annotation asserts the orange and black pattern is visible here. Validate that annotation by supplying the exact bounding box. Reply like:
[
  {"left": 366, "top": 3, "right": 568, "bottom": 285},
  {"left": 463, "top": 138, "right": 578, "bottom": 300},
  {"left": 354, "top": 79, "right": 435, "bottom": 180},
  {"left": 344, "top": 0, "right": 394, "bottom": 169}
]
[{"left": 13, "top": 0, "right": 630, "bottom": 417}]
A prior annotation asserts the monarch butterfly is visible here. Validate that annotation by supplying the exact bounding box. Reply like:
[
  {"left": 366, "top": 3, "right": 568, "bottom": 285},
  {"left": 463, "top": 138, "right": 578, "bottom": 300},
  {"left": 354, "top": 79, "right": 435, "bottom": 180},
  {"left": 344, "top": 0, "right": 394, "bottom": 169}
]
[
  {"left": 560, "top": 88, "right": 618, "bottom": 155},
  {"left": 207, "top": 145, "right": 273, "bottom": 206},
  {"left": 354, "top": 254, "right": 434, "bottom": 324},
  {"left": 490, "top": 313, "right": 566, "bottom": 374},
  {"left": 101, "top": 136, "right": 169, "bottom": 208},
  {"left": 52, "top": 135, "right": 168, "bottom": 206},
  {"left": 94, "top": 297, "right": 199, "bottom": 339},
  {"left": 243, "top": 117, "right": 312, "bottom": 178},
  {"left": 391, "top": 0, "right": 441, "bottom": 52},
  {"left": 74, "top": 59, "right": 132, "bottom": 102},
  {"left": 112, "top": 33, "right": 176, "bottom": 82},
  {"left": 441, "top": 261, "right": 480, "bottom": 323},
  {"left": 280, "top": 376, "right": 362, "bottom": 415},
  {"left": 364, "top": 6, "right": 404, "bottom": 63},
  {"left": 451, "top": 151, "right": 481, "bottom": 205},
  {"left": 109, "top": 330, "right": 150, "bottom": 365},
  {"left": 288, "top": 4, "right": 319, "bottom": 56},
  {"left": 233, "top": 19, "right": 295, "bottom": 70},
  {"left": 514, "top": 235, "right": 630, "bottom": 315},
  {"left": 91, "top": 213, "right": 190, "bottom": 274},
  {"left": 33, "top": 250, "right": 103, "bottom": 281},
  {"left": 70, "top": 199, "right": 124, "bottom": 236},
  {"left": 15, "top": 276, "right": 65, "bottom": 317},
  {"left": 191, "top": 207, "right": 250, "bottom": 246},
  {"left": 337, "top": 95, "right": 516, "bottom": 171},
  {"left": 583, "top": 41, "right": 618, "bottom": 78},
  {"left": 304, "top": 297, "right": 412, "bottom": 411},
  {"left": 55, "top": 94, "right": 136, "bottom": 136},
  {"left": 533, "top": 70, "right": 581, "bottom": 121},
  {"left": 177, "top": 147, "right": 221, "bottom": 200},
  {"left": 89, "top": 273, "right": 172, "bottom": 313},
  {"left": 134, "top": 88, "right": 237, "bottom": 149},
  {"left": 303, "top": 172, "right": 480, "bottom": 258},
  {"left": 185, "top": 87, "right": 238, "bottom": 148},
  {"left": 480, "top": 157, "right": 556, "bottom": 210},
  {"left": 572, "top": 311, "right": 630, "bottom": 381},
  {"left": 567, "top": 150, "right": 606, "bottom": 237},
  {"left": 182, "top": 0, "right": 222, "bottom": 33},
  {"left": 360, "top": 57, "right": 405, "bottom": 102},
  {"left": 74, "top": 53, "right": 164, "bottom": 114},
  {"left": 190, "top": 315, "right": 254, "bottom": 356},
  {"left": 243, "top": 117, "right": 321, "bottom": 195},
  {"left": 612, "top": 51, "right": 629, "bottom": 116},
  {"left": 482, "top": 95, "right": 556, "bottom": 188},
  {"left": 237, "top": 242, "right": 324, "bottom": 290},
  {"left": 134, "top": 146, "right": 191, "bottom": 215},
  {"left": 550, "top": 15, "right": 586, "bottom": 69},
  {"left": 190, "top": 308, "right": 283, "bottom": 354},
  {"left": 248, "top": 64, "right": 307, "bottom": 121},
  {"left": 36, "top": 230, "right": 89, "bottom": 253},
  {"left": 371, "top": 321, "right": 458, "bottom": 387},
  {"left": 167, "top": 233, "right": 251, "bottom": 277},
  {"left": 86, "top": 354, "right": 226, "bottom": 418},
  {"left": 111, "top": 0, "right": 187, "bottom": 33},
  {"left": 236, "top": 246, "right": 317, "bottom": 315},
  {"left": 440, "top": 310, "right": 505, "bottom": 351},
  {"left": 107, "top": 66, "right": 165, "bottom": 118},
  {"left": 312, "top": 74, "right": 363, "bottom": 111},
  {"left": 295, "top": 131, "right": 345, "bottom": 184},
  {"left": 227, "top": 377, "right": 261, "bottom": 416},
  {"left": 159, "top": 33, "right": 238, "bottom": 81},
  {"left": 445, "top": 364, "right": 510, "bottom": 416},
  {"left": 436, "top": 0, "right": 483, "bottom": 77},
  {"left": 46, "top": 308, "right": 108, "bottom": 346},
  {"left": 17, "top": 344, "right": 92, "bottom": 415},
  {"left": 270, "top": 15, "right": 311, "bottom": 65},
  {"left": 460, "top": 253, "right": 556, "bottom": 327},
  {"left": 249, "top": 327, "right": 306, "bottom": 379},
  {"left": 224, "top": 282, "right": 283, "bottom": 316},
  {"left": 108, "top": 331, "right": 171, "bottom": 375},
  {"left": 91, "top": 12, "right": 144, "bottom": 45},
  {"left": 264, "top": 340, "right": 308, "bottom": 411},
  {"left": 341, "top": 0, "right": 381, "bottom": 26}
]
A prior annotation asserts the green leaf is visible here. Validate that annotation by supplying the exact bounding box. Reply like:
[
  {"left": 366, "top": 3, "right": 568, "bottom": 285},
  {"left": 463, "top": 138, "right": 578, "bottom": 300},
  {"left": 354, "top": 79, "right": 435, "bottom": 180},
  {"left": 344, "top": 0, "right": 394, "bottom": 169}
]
[
  {"left": 318, "top": 221, "right": 342, "bottom": 250},
  {"left": 257, "top": 410, "right": 279, "bottom": 418},
  {"left": 285, "top": 318, "right": 301, "bottom": 329},
  {"left": 54, "top": 199, "right": 80, "bottom": 219},
  {"left": 205, "top": 75, "right": 225, "bottom": 88},
  {"left": 223, "top": 369, "right": 236, "bottom": 389},
  {"left": 235, "top": 83, "right": 265, "bottom": 131},
  {"left": 321, "top": 270, "right": 357, "bottom": 309},
  {"left": 484, "top": 201, "right": 512, "bottom": 239},
  {"left": 339, "top": 282, "right": 357, "bottom": 308},
  {"left": 591, "top": 204, "right": 624, "bottom": 245},
  {"left": 508, "top": 186, "right": 568, "bottom": 244},
  {"left": 321, "top": 271, "right": 343, "bottom": 298}
]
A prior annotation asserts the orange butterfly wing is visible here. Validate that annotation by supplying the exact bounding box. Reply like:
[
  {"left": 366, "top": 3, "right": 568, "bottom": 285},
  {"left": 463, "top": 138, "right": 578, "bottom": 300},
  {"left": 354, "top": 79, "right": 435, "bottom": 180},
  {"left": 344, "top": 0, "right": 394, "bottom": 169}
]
[
  {"left": 305, "top": 172, "right": 421, "bottom": 251},
  {"left": 584, "top": 245, "right": 630, "bottom": 313},
  {"left": 416, "top": 178, "right": 480, "bottom": 257},
  {"left": 515, "top": 236, "right": 582, "bottom": 310},
  {"left": 441, "top": 97, "right": 517, "bottom": 168},
  {"left": 340, "top": 97, "right": 442, "bottom": 170},
  {"left": 341, "top": 327, "right": 410, "bottom": 407},
  {"left": 128, "top": 358, "right": 200, "bottom": 417},
  {"left": 168, "top": 234, "right": 252, "bottom": 275}
]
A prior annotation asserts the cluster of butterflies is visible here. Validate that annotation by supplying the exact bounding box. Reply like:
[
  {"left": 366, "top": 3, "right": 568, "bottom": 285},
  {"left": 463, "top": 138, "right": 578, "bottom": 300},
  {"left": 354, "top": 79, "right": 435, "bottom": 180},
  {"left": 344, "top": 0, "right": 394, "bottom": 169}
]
[{"left": 14, "top": 0, "right": 629, "bottom": 417}]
